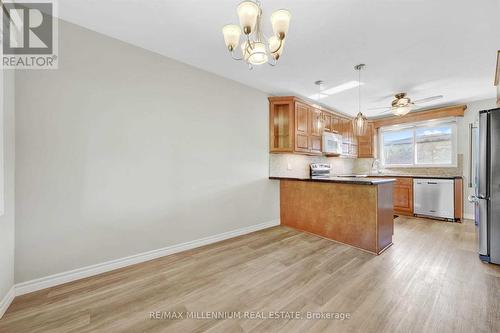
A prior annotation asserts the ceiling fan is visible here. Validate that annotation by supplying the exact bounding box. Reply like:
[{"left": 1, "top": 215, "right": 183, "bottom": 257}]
[{"left": 369, "top": 93, "right": 443, "bottom": 116}]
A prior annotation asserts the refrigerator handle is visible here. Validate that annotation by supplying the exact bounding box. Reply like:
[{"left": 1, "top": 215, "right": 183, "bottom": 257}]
[{"left": 469, "top": 123, "right": 473, "bottom": 188}]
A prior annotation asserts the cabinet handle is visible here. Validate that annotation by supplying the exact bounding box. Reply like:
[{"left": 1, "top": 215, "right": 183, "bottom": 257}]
[{"left": 468, "top": 123, "right": 473, "bottom": 188}]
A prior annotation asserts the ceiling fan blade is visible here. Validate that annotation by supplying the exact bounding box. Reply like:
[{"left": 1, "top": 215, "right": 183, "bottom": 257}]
[
  {"left": 378, "top": 109, "right": 393, "bottom": 115},
  {"left": 413, "top": 95, "right": 443, "bottom": 104},
  {"left": 368, "top": 106, "right": 391, "bottom": 110}
]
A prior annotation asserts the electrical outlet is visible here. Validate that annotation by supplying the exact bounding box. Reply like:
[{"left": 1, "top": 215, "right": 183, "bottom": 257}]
[{"left": 287, "top": 162, "right": 292, "bottom": 170}]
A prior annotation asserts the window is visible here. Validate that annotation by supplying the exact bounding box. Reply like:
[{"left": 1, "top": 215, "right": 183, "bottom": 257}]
[{"left": 380, "top": 119, "right": 457, "bottom": 167}]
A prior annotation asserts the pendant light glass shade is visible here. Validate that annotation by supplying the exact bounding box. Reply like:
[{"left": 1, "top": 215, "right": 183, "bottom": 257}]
[
  {"left": 237, "top": 1, "right": 259, "bottom": 34},
  {"left": 353, "top": 112, "right": 367, "bottom": 136},
  {"left": 222, "top": 25, "right": 241, "bottom": 50},
  {"left": 268, "top": 35, "right": 285, "bottom": 59},
  {"left": 270, "top": 9, "right": 291, "bottom": 38},
  {"left": 353, "top": 64, "right": 368, "bottom": 136}
]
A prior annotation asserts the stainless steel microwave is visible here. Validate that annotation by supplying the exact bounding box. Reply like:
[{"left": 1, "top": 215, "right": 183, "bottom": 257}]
[{"left": 322, "top": 132, "right": 342, "bottom": 155}]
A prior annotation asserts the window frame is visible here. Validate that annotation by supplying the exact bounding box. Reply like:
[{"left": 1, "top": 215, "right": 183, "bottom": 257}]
[{"left": 379, "top": 118, "right": 458, "bottom": 168}]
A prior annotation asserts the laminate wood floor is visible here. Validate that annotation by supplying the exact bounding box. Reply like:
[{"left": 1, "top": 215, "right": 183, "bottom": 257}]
[{"left": 1, "top": 217, "right": 499, "bottom": 333}]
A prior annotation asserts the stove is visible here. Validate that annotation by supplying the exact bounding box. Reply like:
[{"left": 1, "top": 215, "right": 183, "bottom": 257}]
[{"left": 310, "top": 163, "right": 331, "bottom": 178}]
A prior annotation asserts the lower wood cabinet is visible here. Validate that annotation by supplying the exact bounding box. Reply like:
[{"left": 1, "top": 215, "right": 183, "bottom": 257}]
[
  {"left": 393, "top": 178, "right": 414, "bottom": 216},
  {"left": 388, "top": 177, "right": 463, "bottom": 221}
]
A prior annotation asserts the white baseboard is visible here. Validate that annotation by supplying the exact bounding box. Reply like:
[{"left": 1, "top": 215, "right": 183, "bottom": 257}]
[
  {"left": 0, "top": 286, "right": 15, "bottom": 319},
  {"left": 15, "top": 219, "right": 280, "bottom": 296}
]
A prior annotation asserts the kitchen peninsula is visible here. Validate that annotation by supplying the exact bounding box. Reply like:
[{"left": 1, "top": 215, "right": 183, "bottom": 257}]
[{"left": 270, "top": 176, "right": 396, "bottom": 254}]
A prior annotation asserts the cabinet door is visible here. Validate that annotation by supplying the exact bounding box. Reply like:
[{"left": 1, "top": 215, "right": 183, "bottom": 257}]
[
  {"left": 309, "top": 108, "right": 323, "bottom": 153},
  {"left": 331, "top": 116, "right": 340, "bottom": 133},
  {"left": 358, "top": 123, "right": 374, "bottom": 158},
  {"left": 394, "top": 178, "right": 413, "bottom": 216},
  {"left": 310, "top": 108, "right": 323, "bottom": 136},
  {"left": 323, "top": 112, "right": 332, "bottom": 132},
  {"left": 269, "top": 100, "right": 294, "bottom": 152},
  {"left": 295, "top": 102, "right": 310, "bottom": 152}
]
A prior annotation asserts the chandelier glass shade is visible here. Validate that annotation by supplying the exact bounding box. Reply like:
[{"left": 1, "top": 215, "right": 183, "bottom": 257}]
[{"left": 222, "top": 1, "right": 291, "bottom": 69}]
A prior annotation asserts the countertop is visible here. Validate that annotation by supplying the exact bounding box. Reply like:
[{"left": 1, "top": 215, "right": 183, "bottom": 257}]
[
  {"left": 269, "top": 176, "right": 396, "bottom": 185},
  {"left": 363, "top": 173, "right": 462, "bottom": 179}
]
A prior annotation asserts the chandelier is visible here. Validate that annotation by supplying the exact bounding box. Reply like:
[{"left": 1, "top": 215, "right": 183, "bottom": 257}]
[{"left": 222, "top": 1, "right": 291, "bottom": 69}]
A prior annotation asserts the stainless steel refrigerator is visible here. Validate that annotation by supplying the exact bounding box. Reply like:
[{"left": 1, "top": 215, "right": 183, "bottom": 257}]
[{"left": 470, "top": 108, "right": 500, "bottom": 264}]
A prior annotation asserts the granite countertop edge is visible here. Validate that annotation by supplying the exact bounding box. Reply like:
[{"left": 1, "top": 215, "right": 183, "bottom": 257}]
[
  {"left": 367, "top": 174, "right": 463, "bottom": 179},
  {"left": 269, "top": 176, "right": 396, "bottom": 185}
]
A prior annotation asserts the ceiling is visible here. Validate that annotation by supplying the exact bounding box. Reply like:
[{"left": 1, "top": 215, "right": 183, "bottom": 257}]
[{"left": 59, "top": 0, "right": 500, "bottom": 117}]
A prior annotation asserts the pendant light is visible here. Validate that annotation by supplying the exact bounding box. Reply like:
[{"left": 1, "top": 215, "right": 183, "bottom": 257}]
[{"left": 353, "top": 64, "right": 368, "bottom": 136}]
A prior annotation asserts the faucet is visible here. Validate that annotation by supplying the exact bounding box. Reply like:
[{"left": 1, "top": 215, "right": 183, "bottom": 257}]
[{"left": 371, "top": 158, "right": 382, "bottom": 174}]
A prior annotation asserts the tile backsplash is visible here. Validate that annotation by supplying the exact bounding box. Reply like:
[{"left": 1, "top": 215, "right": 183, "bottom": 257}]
[
  {"left": 270, "top": 153, "right": 463, "bottom": 178},
  {"left": 353, "top": 154, "right": 464, "bottom": 177},
  {"left": 269, "top": 154, "right": 355, "bottom": 178}
]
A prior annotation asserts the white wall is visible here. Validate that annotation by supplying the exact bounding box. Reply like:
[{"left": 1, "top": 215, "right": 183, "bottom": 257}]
[
  {"left": 0, "top": 70, "right": 15, "bottom": 311},
  {"left": 14, "top": 21, "right": 279, "bottom": 283},
  {"left": 458, "top": 98, "right": 498, "bottom": 218}
]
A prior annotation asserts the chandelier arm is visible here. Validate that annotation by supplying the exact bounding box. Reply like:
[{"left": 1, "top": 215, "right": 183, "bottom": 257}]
[
  {"left": 269, "top": 37, "right": 283, "bottom": 54},
  {"left": 246, "top": 35, "right": 254, "bottom": 50}
]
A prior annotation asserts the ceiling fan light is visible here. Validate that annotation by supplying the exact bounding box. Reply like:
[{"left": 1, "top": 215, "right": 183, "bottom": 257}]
[
  {"left": 270, "top": 9, "right": 291, "bottom": 39},
  {"left": 392, "top": 105, "right": 412, "bottom": 116},
  {"left": 237, "top": 1, "right": 259, "bottom": 34},
  {"left": 222, "top": 25, "right": 241, "bottom": 51}
]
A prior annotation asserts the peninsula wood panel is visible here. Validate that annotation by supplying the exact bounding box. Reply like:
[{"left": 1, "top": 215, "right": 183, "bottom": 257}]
[{"left": 279, "top": 180, "right": 393, "bottom": 254}]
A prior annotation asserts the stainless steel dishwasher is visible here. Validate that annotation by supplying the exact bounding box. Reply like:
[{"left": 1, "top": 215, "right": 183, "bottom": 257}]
[{"left": 413, "top": 179, "right": 455, "bottom": 220}]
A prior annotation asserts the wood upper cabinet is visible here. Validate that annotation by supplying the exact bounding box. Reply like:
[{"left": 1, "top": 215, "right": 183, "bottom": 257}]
[
  {"left": 322, "top": 112, "right": 332, "bottom": 132},
  {"left": 331, "top": 116, "right": 340, "bottom": 133},
  {"left": 269, "top": 96, "right": 376, "bottom": 157},
  {"left": 269, "top": 99, "right": 294, "bottom": 152},
  {"left": 393, "top": 178, "right": 413, "bottom": 216},
  {"left": 358, "top": 122, "right": 374, "bottom": 158},
  {"left": 295, "top": 101, "right": 310, "bottom": 152},
  {"left": 309, "top": 108, "right": 323, "bottom": 153},
  {"left": 269, "top": 97, "right": 322, "bottom": 155}
]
